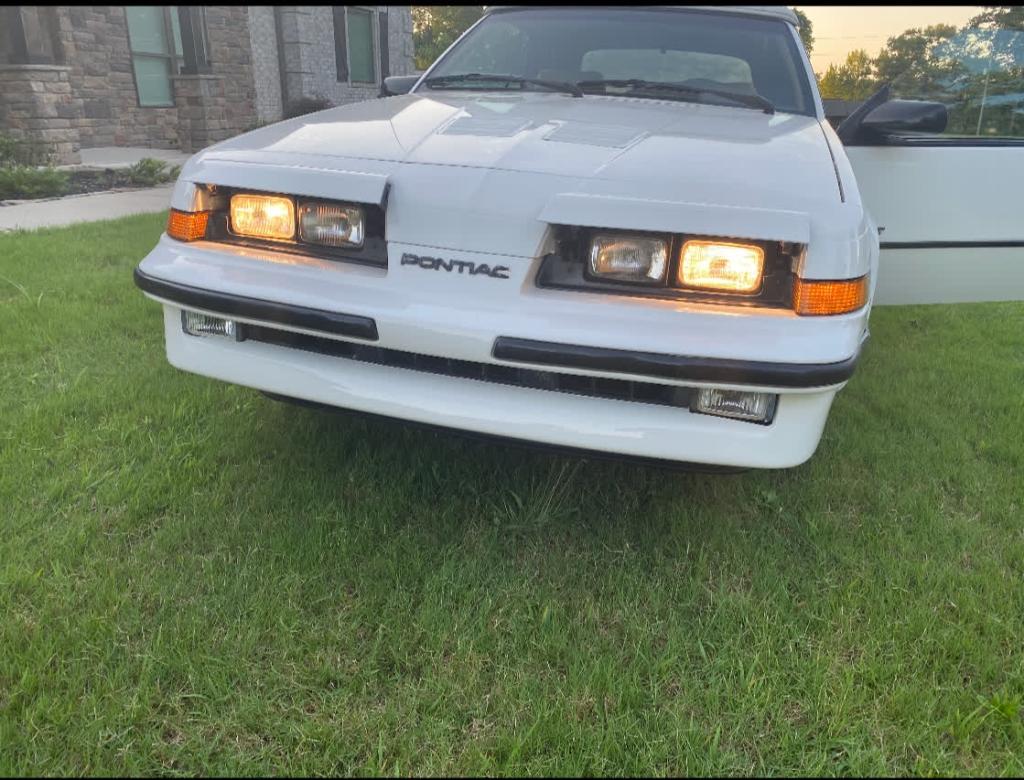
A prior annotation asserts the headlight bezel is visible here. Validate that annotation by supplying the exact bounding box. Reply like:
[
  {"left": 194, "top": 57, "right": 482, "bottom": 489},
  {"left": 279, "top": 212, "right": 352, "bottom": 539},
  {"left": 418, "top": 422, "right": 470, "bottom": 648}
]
[
  {"left": 176, "top": 184, "right": 387, "bottom": 268},
  {"left": 538, "top": 225, "right": 799, "bottom": 310}
]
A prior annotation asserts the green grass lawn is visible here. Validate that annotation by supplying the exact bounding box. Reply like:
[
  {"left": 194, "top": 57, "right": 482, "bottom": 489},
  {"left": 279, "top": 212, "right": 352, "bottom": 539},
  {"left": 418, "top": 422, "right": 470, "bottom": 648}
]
[{"left": 1, "top": 214, "right": 1023, "bottom": 775}]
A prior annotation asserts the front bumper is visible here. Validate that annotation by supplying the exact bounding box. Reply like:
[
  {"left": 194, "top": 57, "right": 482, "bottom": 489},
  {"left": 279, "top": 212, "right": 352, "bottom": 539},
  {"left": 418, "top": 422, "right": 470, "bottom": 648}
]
[
  {"left": 136, "top": 237, "right": 868, "bottom": 469},
  {"left": 154, "top": 302, "right": 838, "bottom": 468}
]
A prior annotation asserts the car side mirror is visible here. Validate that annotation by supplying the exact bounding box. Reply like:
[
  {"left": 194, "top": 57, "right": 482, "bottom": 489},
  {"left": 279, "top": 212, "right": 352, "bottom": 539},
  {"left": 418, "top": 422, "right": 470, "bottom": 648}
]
[
  {"left": 837, "top": 85, "right": 949, "bottom": 145},
  {"left": 861, "top": 99, "right": 948, "bottom": 136},
  {"left": 380, "top": 75, "right": 420, "bottom": 97}
]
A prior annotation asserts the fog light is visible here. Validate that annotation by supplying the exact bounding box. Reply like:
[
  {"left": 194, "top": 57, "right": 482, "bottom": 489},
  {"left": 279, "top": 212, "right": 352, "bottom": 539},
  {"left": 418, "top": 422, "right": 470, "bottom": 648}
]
[
  {"left": 692, "top": 387, "right": 777, "bottom": 424},
  {"left": 181, "top": 310, "right": 239, "bottom": 339}
]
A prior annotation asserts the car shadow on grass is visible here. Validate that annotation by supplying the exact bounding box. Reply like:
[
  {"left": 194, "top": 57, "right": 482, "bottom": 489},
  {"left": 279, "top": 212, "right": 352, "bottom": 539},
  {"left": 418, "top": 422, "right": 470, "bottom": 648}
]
[{"left": 240, "top": 391, "right": 825, "bottom": 571}]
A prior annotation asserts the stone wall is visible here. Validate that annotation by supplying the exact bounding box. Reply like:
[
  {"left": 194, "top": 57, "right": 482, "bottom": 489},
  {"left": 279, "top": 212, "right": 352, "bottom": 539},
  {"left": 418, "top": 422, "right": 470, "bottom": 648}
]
[
  {"left": 49, "top": 5, "right": 258, "bottom": 153},
  {"left": 203, "top": 6, "right": 259, "bottom": 141},
  {"left": 56, "top": 5, "right": 179, "bottom": 149},
  {"left": 0, "top": 6, "right": 415, "bottom": 161},
  {"left": 174, "top": 75, "right": 228, "bottom": 153},
  {"left": 0, "top": 64, "right": 82, "bottom": 164}
]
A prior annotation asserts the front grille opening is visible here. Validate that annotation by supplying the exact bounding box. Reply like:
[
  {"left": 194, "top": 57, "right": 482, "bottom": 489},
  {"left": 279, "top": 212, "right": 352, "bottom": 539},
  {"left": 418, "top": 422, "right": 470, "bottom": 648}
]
[{"left": 242, "top": 323, "right": 692, "bottom": 410}]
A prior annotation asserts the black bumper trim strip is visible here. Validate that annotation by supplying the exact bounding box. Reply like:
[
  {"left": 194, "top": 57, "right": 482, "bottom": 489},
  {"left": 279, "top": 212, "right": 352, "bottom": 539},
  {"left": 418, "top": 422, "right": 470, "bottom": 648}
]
[
  {"left": 492, "top": 337, "right": 859, "bottom": 388},
  {"left": 133, "top": 267, "right": 379, "bottom": 341}
]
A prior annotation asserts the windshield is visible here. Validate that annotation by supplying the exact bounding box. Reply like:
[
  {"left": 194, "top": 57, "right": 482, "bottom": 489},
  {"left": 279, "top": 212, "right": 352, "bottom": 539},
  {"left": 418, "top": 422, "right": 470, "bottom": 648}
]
[{"left": 422, "top": 7, "right": 816, "bottom": 116}]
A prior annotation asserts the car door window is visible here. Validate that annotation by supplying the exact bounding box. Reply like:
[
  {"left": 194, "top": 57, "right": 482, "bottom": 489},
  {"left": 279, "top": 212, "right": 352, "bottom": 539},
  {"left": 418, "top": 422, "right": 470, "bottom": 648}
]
[{"left": 886, "top": 23, "right": 1024, "bottom": 140}]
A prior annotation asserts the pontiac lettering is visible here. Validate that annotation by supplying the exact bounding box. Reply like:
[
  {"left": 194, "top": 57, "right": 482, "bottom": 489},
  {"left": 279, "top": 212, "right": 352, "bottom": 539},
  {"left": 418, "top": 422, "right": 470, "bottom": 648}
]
[{"left": 401, "top": 253, "right": 510, "bottom": 279}]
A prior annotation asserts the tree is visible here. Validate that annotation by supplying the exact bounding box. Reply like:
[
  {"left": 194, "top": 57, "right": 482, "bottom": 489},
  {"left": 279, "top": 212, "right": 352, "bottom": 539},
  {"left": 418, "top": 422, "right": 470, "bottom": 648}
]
[
  {"left": 952, "top": 8, "right": 1024, "bottom": 136},
  {"left": 815, "top": 13, "right": 1021, "bottom": 138},
  {"left": 791, "top": 8, "right": 814, "bottom": 56},
  {"left": 412, "top": 6, "right": 485, "bottom": 70},
  {"left": 968, "top": 5, "right": 1024, "bottom": 30},
  {"left": 817, "top": 49, "right": 877, "bottom": 100},
  {"left": 414, "top": 7, "right": 820, "bottom": 69},
  {"left": 873, "top": 24, "right": 963, "bottom": 97}
]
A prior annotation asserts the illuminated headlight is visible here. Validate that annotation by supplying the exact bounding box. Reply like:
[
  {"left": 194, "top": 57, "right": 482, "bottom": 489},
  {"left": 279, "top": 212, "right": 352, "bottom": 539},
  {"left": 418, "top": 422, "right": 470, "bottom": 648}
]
[
  {"left": 678, "top": 240, "right": 764, "bottom": 293},
  {"left": 588, "top": 234, "right": 668, "bottom": 283},
  {"left": 230, "top": 194, "right": 295, "bottom": 241},
  {"left": 181, "top": 310, "right": 240, "bottom": 340},
  {"left": 298, "top": 202, "right": 364, "bottom": 248},
  {"left": 692, "top": 388, "right": 777, "bottom": 424}
]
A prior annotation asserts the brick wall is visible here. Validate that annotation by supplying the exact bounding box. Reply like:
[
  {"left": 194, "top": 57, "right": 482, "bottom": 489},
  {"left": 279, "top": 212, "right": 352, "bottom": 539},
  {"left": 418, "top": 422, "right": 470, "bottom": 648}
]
[
  {"left": 388, "top": 7, "right": 416, "bottom": 79},
  {"left": 312, "top": 6, "right": 379, "bottom": 105},
  {"left": 247, "top": 6, "right": 282, "bottom": 124},
  {"left": 274, "top": 6, "right": 417, "bottom": 117}
]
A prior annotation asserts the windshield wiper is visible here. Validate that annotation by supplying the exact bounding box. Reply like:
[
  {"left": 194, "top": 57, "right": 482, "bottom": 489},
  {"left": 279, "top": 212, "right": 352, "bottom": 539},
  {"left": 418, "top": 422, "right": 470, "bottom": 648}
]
[
  {"left": 424, "top": 72, "right": 584, "bottom": 98},
  {"left": 577, "top": 79, "right": 775, "bottom": 114}
]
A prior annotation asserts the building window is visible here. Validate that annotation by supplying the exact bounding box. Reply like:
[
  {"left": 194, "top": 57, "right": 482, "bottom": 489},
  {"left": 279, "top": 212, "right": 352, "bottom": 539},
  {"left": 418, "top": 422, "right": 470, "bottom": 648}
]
[
  {"left": 174, "top": 7, "right": 212, "bottom": 75},
  {"left": 334, "top": 7, "right": 378, "bottom": 85},
  {"left": 2, "top": 7, "right": 63, "bottom": 65},
  {"left": 347, "top": 8, "right": 376, "bottom": 83},
  {"left": 126, "top": 6, "right": 206, "bottom": 106}
]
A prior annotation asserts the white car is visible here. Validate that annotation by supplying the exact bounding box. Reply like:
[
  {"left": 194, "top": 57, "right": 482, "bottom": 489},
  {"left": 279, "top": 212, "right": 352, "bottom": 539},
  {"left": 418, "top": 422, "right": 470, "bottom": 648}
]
[{"left": 134, "top": 6, "right": 1024, "bottom": 469}]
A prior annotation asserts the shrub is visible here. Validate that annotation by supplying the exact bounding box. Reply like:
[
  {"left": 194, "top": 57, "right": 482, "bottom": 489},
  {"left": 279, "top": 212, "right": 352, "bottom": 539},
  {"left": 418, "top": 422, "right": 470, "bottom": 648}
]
[
  {"left": 124, "top": 157, "right": 177, "bottom": 187},
  {"left": 0, "top": 165, "right": 69, "bottom": 200},
  {"left": 283, "top": 96, "right": 334, "bottom": 119},
  {"left": 0, "top": 134, "right": 17, "bottom": 168},
  {"left": 0, "top": 131, "right": 55, "bottom": 168}
]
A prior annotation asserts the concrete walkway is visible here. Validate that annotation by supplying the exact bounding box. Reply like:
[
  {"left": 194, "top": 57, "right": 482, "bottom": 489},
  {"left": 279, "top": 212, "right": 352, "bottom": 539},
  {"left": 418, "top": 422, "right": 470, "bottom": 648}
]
[
  {"left": 0, "top": 185, "right": 173, "bottom": 232},
  {"left": 57, "top": 146, "right": 191, "bottom": 171}
]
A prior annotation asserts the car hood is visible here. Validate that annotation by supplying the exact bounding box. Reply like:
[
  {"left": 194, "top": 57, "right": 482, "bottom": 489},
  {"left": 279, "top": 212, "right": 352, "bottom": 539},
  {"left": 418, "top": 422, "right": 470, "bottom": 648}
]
[
  {"left": 202, "top": 92, "right": 838, "bottom": 205},
  {"left": 183, "top": 92, "right": 856, "bottom": 260}
]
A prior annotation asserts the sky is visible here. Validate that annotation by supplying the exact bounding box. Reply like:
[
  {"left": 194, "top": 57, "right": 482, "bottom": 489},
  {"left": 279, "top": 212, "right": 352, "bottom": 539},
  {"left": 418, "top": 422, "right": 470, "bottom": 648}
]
[{"left": 796, "top": 6, "right": 983, "bottom": 74}]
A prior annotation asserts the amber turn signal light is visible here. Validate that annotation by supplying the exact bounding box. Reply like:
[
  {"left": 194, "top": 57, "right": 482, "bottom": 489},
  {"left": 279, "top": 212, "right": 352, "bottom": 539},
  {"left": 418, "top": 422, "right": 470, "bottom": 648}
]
[
  {"left": 167, "top": 209, "right": 209, "bottom": 242},
  {"left": 793, "top": 275, "right": 869, "bottom": 316}
]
